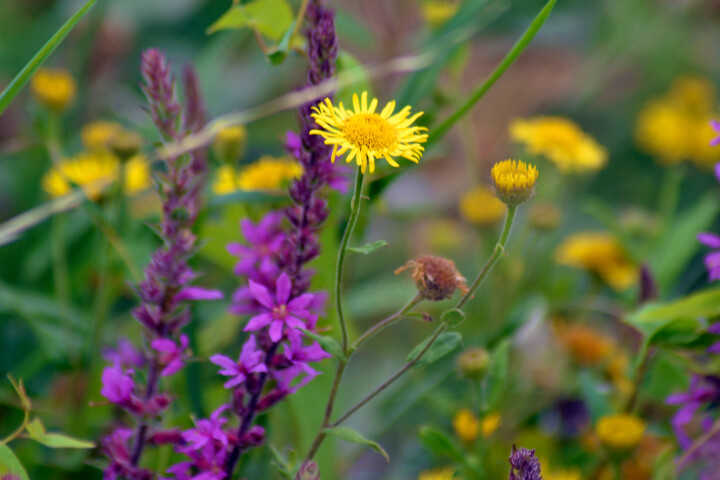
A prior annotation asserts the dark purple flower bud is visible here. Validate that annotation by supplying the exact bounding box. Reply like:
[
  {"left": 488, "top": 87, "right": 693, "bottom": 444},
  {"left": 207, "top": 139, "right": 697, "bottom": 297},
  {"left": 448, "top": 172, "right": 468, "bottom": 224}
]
[
  {"left": 508, "top": 445, "right": 543, "bottom": 480},
  {"left": 148, "top": 429, "right": 184, "bottom": 445},
  {"left": 638, "top": 264, "right": 658, "bottom": 303}
]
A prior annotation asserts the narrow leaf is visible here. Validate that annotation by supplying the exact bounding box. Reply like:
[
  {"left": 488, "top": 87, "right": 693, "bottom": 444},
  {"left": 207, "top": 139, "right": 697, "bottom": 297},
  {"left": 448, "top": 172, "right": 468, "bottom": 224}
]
[
  {"left": 407, "top": 332, "right": 462, "bottom": 368},
  {"left": 0, "top": 0, "right": 98, "bottom": 116},
  {"left": 323, "top": 427, "right": 389, "bottom": 462},
  {"left": 300, "top": 329, "right": 346, "bottom": 362},
  {"left": 418, "top": 426, "right": 464, "bottom": 462},
  {"left": 0, "top": 445, "right": 30, "bottom": 480},
  {"left": 347, "top": 240, "right": 389, "bottom": 255},
  {"left": 25, "top": 418, "right": 94, "bottom": 449}
]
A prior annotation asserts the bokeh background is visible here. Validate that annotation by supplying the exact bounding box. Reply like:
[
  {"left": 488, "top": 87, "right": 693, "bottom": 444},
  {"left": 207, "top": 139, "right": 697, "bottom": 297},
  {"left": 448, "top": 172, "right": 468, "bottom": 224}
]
[{"left": 1, "top": 0, "right": 720, "bottom": 478}]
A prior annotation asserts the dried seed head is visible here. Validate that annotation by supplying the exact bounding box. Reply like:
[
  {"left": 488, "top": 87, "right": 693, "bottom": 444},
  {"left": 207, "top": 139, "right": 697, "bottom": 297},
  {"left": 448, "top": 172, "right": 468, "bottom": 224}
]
[{"left": 395, "top": 255, "right": 468, "bottom": 301}]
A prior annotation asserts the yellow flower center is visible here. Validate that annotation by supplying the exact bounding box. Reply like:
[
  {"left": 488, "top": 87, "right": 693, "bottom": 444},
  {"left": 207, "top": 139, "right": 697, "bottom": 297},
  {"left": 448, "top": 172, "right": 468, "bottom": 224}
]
[{"left": 342, "top": 114, "right": 397, "bottom": 152}]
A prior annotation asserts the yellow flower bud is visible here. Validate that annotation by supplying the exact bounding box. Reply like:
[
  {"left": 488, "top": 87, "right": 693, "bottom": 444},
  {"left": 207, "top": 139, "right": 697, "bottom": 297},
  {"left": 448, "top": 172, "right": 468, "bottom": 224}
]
[
  {"left": 490, "top": 159, "right": 538, "bottom": 207},
  {"left": 457, "top": 347, "right": 490, "bottom": 379},
  {"left": 595, "top": 414, "right": 645, "bottom": 455},
  {"left": 212, "top": 125, "right": 247, "bottom": 164},
  {"left": 31, "top": 68, "right": 76, "bottom": 112}
]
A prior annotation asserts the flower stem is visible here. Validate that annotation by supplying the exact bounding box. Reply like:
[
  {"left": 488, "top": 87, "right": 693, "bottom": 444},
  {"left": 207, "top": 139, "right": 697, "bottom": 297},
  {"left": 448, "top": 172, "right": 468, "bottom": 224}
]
[
  {"left": 352, "top": 294, "right": 423, "bottom": 352},
  {"left": 335, "top": 166, "right": 365, "bottom": 353},
  {"left": 327, "top": 206, "right": 517, "bottom": 430}
]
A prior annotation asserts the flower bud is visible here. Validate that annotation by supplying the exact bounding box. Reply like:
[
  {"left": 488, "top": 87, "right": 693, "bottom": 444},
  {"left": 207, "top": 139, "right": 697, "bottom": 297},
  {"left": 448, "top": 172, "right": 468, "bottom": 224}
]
[
  {"left": 491, "top": 159, "right": 538, "bottom": 207},
  {"left": 298, "top": 461, "right": 320, "bottom": 480},
  {"left": 457, "top": 347, "right": 490, "bottom": 379},
  {"left": 212, "top": 125, "right": 247, "bottom": 164},
  {"left": 110, "top": 130, "right": 144, "bottom": 162},
  {"left": 528, "top": 202, "right": 561, "bottom": 231},
  {"left": 31, "top": 68, "right": 76, "bottom": 112},
  {"left": 395, "top": 255, "right": 468, "bottom": 301}
]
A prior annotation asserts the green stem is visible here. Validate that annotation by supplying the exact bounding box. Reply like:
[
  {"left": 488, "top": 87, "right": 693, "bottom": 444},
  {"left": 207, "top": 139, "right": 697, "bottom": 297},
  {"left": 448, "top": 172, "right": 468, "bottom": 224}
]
[
  {"left": 0, "top": 0, "right": 98, "bottom": 116},
  {"left": 351, "top": 294, "right": 422, "bottom": 352},
  {"left": 326, "top": 205, "right": 518, "bottom": 432},
  {"left": 428, "top": 0, "right": 557, "bottom": 147},
  {"left": 335, "top": 166, "right": 365, "bottom": 352}
]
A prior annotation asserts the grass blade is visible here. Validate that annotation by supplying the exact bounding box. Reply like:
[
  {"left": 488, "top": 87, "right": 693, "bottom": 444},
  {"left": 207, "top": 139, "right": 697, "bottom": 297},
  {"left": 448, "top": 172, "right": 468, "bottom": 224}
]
[{"left": 0, "top": 0, "right": 98, "bottom": 116}]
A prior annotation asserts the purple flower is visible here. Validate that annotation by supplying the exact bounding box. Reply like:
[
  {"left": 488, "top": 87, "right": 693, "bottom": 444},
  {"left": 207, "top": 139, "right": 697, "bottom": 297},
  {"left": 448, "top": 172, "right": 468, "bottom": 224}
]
[
  {"left": 508, "top": 445, "right": 543, "bottom": 480},
  {"left": 227, "top": 213, "right": 284, "bottom": 279},
  {"left": 103, "top": 339, "right": 146, "bottom": 368},
  {"left": 244, "top": 273, "right": 315, "bottom": 342},
  {"left": 698, "top": 232, "right": 720, "bottom": 282},
  {"left": 667, "top": 375, "right": 720, "bottom": 448},
  {"left": 711, "top": 120, "right": 720, "bottom": 147},
  {"left": 183, "top": 405, "right": 230, "bottom": 451},
  {"left": 152, "top": 334, "right": 189, "bottom": 377},
  {"left": 210, "top": 336, "right": 267, "bottom": 389},
  {"left": 101, "top": 364, "right": 135, "bottom": 406},
  {"left": 281, "top": 329, "right": 331, "bottom": 384},
  {"left": 175, "top": 287, "right": 224, "bottom": 302}
]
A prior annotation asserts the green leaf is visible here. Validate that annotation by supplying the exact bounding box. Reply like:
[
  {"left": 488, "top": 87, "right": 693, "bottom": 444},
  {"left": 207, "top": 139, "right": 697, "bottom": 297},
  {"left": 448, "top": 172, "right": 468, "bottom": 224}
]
[
  {"left": 0, "top": 444, "right": 30, "bottom": 480},
  {"left": 486, "top": 340, "right": 510, "bottom": 408},
  {"left": 441, "top": 309, "right": 465, "bottom": 328},
  {"left": 0, "top": 0, "right": 98, "bottom": 116},
  {"left": 650, "top": 194, "right": 720, "bottom": 292},
  {"left": 323, "top": 427, "right": 389, "bottom": 462},
  {"left": 207, "top": 0, "right": 294, "bottom": 41},
  {"left": 625, "top": 287, "right": 720, "bottom": 345},
  {"left": 300, "top": 329, "right": 346, "bottom": 362},
  {"left": 267, "top": 21, "right": 296, "bottom": 65},
  {"left": 347, "top": 240, "right": 389, "bottom": 255},
  {"left": 418, "top": 426, "right": 464, "bottom": 462},
  {"left": 407, "top": 332, "right": 462, "bottom": 368},
  {"left": 25, "top": 418, "right": 94, "bottom": 449}
]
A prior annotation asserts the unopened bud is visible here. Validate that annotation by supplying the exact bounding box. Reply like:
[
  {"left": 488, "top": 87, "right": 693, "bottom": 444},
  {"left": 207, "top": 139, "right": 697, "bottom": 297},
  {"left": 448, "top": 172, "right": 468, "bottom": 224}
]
[
  {"left": 212, "top": 125, "right": 247, "bottom": 164},
  {"left": 457, "top": 347, "right": 490, "bottom": 379},
  {"left": 395, "top": 255, "right": 468, "bottom": 301},
  {"left": 298, "top": 461, "right": 320, "bottom": 480},
  {"left": 110, "top": 130, "right": 143, "bottom": 161}
]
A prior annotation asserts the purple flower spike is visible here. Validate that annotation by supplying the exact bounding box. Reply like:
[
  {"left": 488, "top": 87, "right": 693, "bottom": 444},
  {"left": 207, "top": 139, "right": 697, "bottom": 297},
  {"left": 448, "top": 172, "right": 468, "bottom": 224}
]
[
  {"left": 175, "top": 287, "right": 224, "bottom": 302},
  {"left": 711, "top": 121, "right": 720, "bottom": 147},
  {"left": 152, "top": 334, "right": 189, "bottom": 377},
  {"left": 508, "top": 445, "right": 543, "bottom": 480},
  {"left": 245, "top": 273, "right": 315, "bottom": 342},
  {"left": 698, "top": 232, "right": 720, "bottom": 281},
  {"left": 210, "top": 336, "right": 267, "bottom": 389},
  {"left": 182, "top": 405, "right": 230, "bottom": 451},
  {"left": 101, "top": 364, "right": 135, "bottom": 406}
]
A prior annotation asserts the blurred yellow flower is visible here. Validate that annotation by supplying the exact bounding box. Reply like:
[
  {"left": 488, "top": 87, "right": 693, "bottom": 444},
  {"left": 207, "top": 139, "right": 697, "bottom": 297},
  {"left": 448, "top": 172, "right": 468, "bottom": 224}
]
[
  {"left": 418, "top": 467, "right": 455, "bottom": 480},
  {"left": 555, "top": 232, "right": 637, "bottom": 291},
  {"left": 310, "top": 92, "right": 428, "bottom": 174},
  {"left": 491, "top": 159, "right": 538, "bottom": 206},
  {"left": 420, "top": 0, "right": 459, "bottom": 27},
  {"left": 452, "top": 408, "right": 479, "bottom": 442},
  {"left": 542, "top": 461, "right": 583, "bottom": 480},
  {"left": 31, "top": 68, "right": 76, "bottom": 112},
  {"left": 510, "top": 117, "right": 607, "bottom": 173},
  {"left": 595, "top": 414, "right": 646, "bottom": 453},
  {"left": 528, "top": 201, "right": 562, "bottom": 231},
  {"left": 553, "top": 321, "right": 615, "bottom": 367},
  {"left": 212, "top": 125, "right": 247, "bottom": 163},
  {"left": 606, "top": 352, "right": 633, "bottom": 396},
  {"left": 481, "top": 413, "right": 501, "bottom": 437},
  {"left": 459, "top": 186, "right": 506, "bottom": 226},
  {"left": 82, "top": 121, "right": 124, "bottom": 151},
  {"left": 42, "top": 152, "right": 151, "bottom": 200},
  {"left": 635, "top": 75, "right": 720, "bottom": 169},
  {"left": 211, "top": 156, "right": 302, "bottom": 194}
]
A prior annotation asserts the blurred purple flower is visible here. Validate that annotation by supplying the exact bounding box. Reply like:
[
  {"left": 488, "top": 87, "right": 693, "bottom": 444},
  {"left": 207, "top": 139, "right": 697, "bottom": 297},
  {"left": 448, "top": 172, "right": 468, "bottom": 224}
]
[
  {"left": 508, "top": 445, "right": 543, "bottom": 480},
  {"left": 210, "top": 336, "right": 267, "bottom": 389},
  {"left": 667, "top": 375, "right": 720, "bottom": 448},
  {"left": 711, "top": 120, "right": 720, "bottom": 147},
  {"left": 152, "top": 334, "right": 189, "bottom": 377},
  {"left": 227, "top": 213, "right": 284, "bottom": 279},
  {"left": 245, "top": 273, "right": 315, "bottom": 342},
  {"left": 698, "top": 233, "right": 720, "bottom": 282},
  {"left": 182, "top": 405, "right": 230, "bottom": 451},
  {"left": 176, "top": 287, "right": 223, "bottom": 302},
  {"left": 101, "top": 364, "right": 135, "bottom": 406},
  {"left": 103, "top": 339, "right": 146, "bottom": 368}
]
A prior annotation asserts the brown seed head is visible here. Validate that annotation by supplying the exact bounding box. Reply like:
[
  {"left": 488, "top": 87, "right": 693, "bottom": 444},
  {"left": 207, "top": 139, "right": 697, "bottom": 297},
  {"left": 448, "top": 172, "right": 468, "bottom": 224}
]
[{"left": 395, "top": 255, "right": 468, "bottom": 301}]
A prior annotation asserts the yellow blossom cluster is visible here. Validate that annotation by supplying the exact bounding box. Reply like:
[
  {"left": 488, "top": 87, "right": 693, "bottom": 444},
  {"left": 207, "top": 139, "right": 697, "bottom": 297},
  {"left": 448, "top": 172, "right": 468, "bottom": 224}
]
[
  {"left": 595, "top": 414, "right": 646, "bottom": 453},
  {"left": 212, "top": 156, "right": 303, "bottom": 194},
  {"left": 555, "top": 232, "right": 637, "bottom": 291},
  {"left": 635, "top": 75, "right": 720, "bottom": 168},
  {"left": 452, "top": 409, "right": 501, "bottom": 443},
  {"left": 510, "top": 116, "right": 607, "bottom": 173}
]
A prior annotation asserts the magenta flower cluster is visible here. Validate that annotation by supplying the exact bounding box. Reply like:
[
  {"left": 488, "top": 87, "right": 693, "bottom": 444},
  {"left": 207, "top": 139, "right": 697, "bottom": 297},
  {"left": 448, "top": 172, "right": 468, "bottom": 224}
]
[
  {"left": 99, "top": 49, "right": 222, "bottom": 480},
  {"left": 161, "top": 1, "right": 340, "bottom": 478}
]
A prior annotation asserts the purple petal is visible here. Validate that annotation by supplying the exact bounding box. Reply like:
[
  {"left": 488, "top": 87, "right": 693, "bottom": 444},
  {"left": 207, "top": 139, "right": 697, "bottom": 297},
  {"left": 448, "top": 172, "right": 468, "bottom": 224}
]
[
  {"left": 209, "top": 354, "right": 237, "bottom": 371},
  {"left": 288, "top": 293, "right": 314, "bottom": 311},
  {"left": 715, "top": 163, "right": 720, "bottom": 182},
  {"left": 161, "top": 359, "right": 184, "bottom": 377},
  {"left": 151, "top": 339, "right": 177, "bottom": 353},
  {"left": 224, "top": 374, "right": 246, "bottom": 389},
  {"left": 176, "top": 287, "right": 224, "bottom": 302},
  {"left": 269, "top": 320, "right": 284, "bottom": 342},
  {"left": 276, "top": 273, "right": 292, "bottom": 305},
  {"left": 245, "top": 312, "right": 273, "bottom": 332},
  {"left": 227, "top": 243, "right": 252, "bottom": 257},
  {"left": 248, "top": 280, "right": 274, "bottom": 309},
  {"left": 698, "top": 233, "right": 720, "bottom": 248}
]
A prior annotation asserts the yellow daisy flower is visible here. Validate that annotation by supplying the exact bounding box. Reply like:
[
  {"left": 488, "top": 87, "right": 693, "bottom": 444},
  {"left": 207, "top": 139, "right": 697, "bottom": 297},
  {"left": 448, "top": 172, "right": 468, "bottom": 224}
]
[
  {"left": 124, "top": 155, "right": 152, "bottom": 195},
  {"left": 490, "top": 159, "right": 538, "bottom": 206},
  {"left": 212, "top": 165, "right": 240, "bottom": 195},
  {"left": 418, "top": 467, "right": 455, "bottom": 480},
  {"left": 595, "top": 414, "right": 646, "bottom": 453},
  {"left": 510, "top": 116, "right": 607, "bottom": 172},
  {"left": 212, "top": 125, "right": 247, "bottom": 164},
  {"left": 555, "top": 232, "right": 637, "bottom": 291},
  {"left": 31, "top": 68, "right": 76, "bottom": 112},
  {"left": 310, "top": 91, "right": 428, "bottom": 174},
  {"left": 420, "top": 0, "right": 459, "bottom": 27},
  {"left": 81, "top": 121, "right": 124, "bottom": 151},
  {"left": 452, "top": 408, "right": 479, "bottom": 443},
  {"left": 211, "top": 157, "right": 303, "bottom": 194},
  {"left": 459, "top": 186, "right": 506, "bottom": 226}
]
